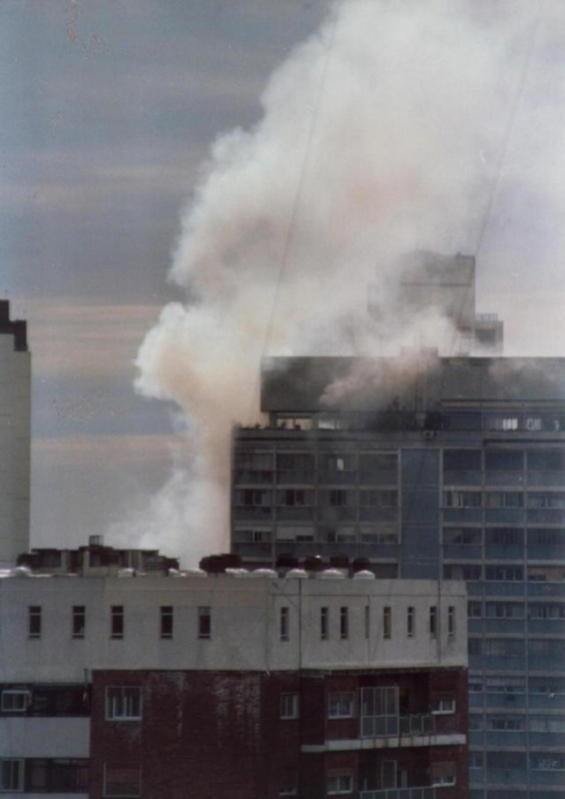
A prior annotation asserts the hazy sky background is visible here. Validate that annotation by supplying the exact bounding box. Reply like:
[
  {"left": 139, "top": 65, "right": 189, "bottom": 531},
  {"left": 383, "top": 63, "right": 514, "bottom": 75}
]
[{"left": 3, "top": 0, "right": 565, "bottom": 563}]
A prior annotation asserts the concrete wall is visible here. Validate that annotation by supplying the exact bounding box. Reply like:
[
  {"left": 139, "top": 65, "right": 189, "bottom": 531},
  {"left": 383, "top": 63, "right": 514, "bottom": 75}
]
[
  {"left": 0, "top": 574, "right": 467, "bottom": 682},
  {"left": 0, "top": 334, "right": 30, "bottom": 569}
]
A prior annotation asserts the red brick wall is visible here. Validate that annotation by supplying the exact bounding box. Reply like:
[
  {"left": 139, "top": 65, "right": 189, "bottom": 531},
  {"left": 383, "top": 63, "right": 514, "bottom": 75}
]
[{"left": 90, "top": 666, "right": 469, "bottom": 799}]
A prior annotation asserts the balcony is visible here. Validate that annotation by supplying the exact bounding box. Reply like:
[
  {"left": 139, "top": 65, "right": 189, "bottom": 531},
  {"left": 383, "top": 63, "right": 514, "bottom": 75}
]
[
  {"left": 361, "top": 714, "right": 433, "bottom": 738},
  {"left": 360, "top": 789, "right": 436, "bottom": 799}
]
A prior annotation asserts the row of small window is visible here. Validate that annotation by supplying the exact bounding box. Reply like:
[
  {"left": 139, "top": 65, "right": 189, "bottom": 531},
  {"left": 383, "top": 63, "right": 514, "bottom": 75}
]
[
  {"left": 444, "top": 490, "right": 565, "bottom": 508},
  {"left": 468, "top": 600, "right": 565, "bottom": 619},
  {"left": 469, "top": 713, "right": 565, "bottom": 732},
  {"left": 468, "top": 676, "right": 565, "bottom": 695},
  {"left": 235, "top": 527, "right": 398, "bottom": 545},
  {"left": 235, "top": 489, "right": 398, "bottom": 508},
  {"left": 0, "top": 758, "right": 88, "bottom": 793},
  {"left": 235, "top": 451, "right": 397, "bottom": 474},
  {"left": 445, "top": 412, "right": 565, "bottom": 433},
  {"left": 279, "top": 604, "right": 456, "bottom": 642},
  {"left": 444, "top": 525, "right": 565, "bottom": 546},
  {"left": 469, "top": 750, "right": 565, "bottom": 770},
  {"left": 468, "top": 637, "right": 565, "bottom": 658},
  {"left": 26, "top": 605, "right": 211, "bottom": 641},
  {"left": 443, "top": 448, "right": 565, "bottom": 472},
  {"left": 279, "top": 690, "right": 456, "bottom": 721},
  {"left": 446, "top": 564, "right": 565, "bottom": 581}
]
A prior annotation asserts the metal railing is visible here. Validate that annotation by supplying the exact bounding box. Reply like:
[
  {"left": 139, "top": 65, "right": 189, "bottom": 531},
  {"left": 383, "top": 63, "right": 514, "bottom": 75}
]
[
  {"left": 361, "top": 714, "right": 433, "bottom": 739},
  {"left": 359, "top": 788, "right": 436, "bottom": 799}
]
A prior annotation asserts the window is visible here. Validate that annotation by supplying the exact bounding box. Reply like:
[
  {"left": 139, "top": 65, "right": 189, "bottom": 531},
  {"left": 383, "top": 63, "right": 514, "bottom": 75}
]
[
  {"left": 280, "top": 606, "right": 289, "bottom": 641},
  {"left": 327, "top": 773, "right": 353, "bottom": 795},
  {"left": 528, "top": 491, "right": 565, "bottom": 509},
  {"left": 485, "top": 492, "right": 523, "bottom": 508},
  {"left": 1, "top": 689, "right": 30, "bottom": 713},
  {"left": 103, "top": 764, "right": 141, "bottom": 797},
  {"left": 323, "top": 453, "right": 355, "bottom": 472},
  {"left": 105, "top": 687, "right": 142, "bottom": 721},
  {"left": 432, "top": 696, "right": 456, "bottom": 714},
  {"left": 110, "top": 606, "right": 124, "bottom": 639},
  {"left": 448, "top": 606, "right": 456, "bottom": 639},
  {"left": 485, "top": 450, "right": 524, "bottom": 471},
  {"left": 277, "top": 489, "right": 313, "bottom": 506},
  {"left": 339, "top": 606, "right": 348, "bottom": 640},
  {"left": 487, "top": 716, "right": 524, "bottom": 731},
  {"left": 407, "top": 606, "right": 415, "bottom": 637},
  {"left": 320, "top": 607, "right": 329, "bottom": 640},
  {"left": 486, "top": 527, "right": 524, "bottom": 546},
  {"left": 72, "top": 606, "right": 85, "bottom": 638},
  {"left": 443, "top": 527, "right": 481, "bottom": 545},
  {"left": 443, "top": 563, "right": 482, "bottom": 580},
  {"left": 485, "top": 602, "right": 524, "bottom": 619},
  {"left": 29, "top": 605, "right": 41, "bottom": 638},
  {"left": 27, "top": 759, "right": 89, "bottom": 792},
  {"left": 383, "top": 606, "right": 392, "bottom": 639},
  {"left": 468, "top": 601, "right": 482, "bottom": 618},
  {"left": 364, "top": 605, "right": 370, "bottom": 639},
  {"left": 443, "top": 449, "right": 482, "bottom": 471},
  {"left": 328, "top": 692, "right": 355, "bottom": 718},
  {"left": 443, "top": 490, "right": 481, "bottom": 508},
  {"left": 429, "top": 606, "right": 437, "bottom": 638},
  {"left": 198, "top": 606, "right": 211, "bottom": 639},
  {"left": 485, "top": 565, "right": 523, "bottom": 581},
  {"left": 359, "top": 490, "right": 398, "bottom": 507},
  {"left": 280, "top": 693, "right": 299, "bottom": 719},
  {"left": 160, "top": 606, "right": 173, "bottom": 639},
  {"left": 431, "top": 762, "right": 457, "bottom": 787},
  {"left": 529, "top": 603, "right": 565, "bottom": 619},
  {"left": 0, "top": 759, "right": 24, "bottom": 792}
]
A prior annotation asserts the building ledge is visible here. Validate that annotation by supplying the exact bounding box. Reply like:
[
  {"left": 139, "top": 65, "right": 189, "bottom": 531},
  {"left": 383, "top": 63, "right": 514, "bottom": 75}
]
[{"left": 301, "top": 733, "right": 466, "bottom": 753}]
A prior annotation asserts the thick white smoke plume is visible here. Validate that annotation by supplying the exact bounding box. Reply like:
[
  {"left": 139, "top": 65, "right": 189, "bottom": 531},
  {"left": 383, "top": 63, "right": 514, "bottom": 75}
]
[{"left": 130, "top": 0, "right": 541, "bottom": 565}]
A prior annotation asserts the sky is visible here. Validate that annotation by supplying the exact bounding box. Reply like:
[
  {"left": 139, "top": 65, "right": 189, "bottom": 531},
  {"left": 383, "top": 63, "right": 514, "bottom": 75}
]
[{"left": 3, "top": 0, "right": 565, "bottom": 566}]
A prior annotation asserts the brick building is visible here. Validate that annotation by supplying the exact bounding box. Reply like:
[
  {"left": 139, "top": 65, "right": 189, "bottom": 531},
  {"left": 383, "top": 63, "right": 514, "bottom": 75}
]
[{"left": 0, "top": 545, "right": 468, "bottom": 798}]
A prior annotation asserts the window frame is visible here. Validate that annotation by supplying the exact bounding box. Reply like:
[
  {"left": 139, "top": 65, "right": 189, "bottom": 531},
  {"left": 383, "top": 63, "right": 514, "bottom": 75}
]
[
  {"left": 279, "top": 692, "right": 299, "bottom": 720},
  {"left": 383, "top": 606, "right": 392, "bottom": 639},
  {"left": 105, "top": 687, "right": 142, "bottom": 722},
  {"left": 198, "top": 606, "right": 211, "bottom": 640},
  {"left": 72, "top": 605, "right": 86, "bottom": 639},
  {"left": 1, "top": 689, "right": 31, "bottom": 713},
  {"left": 160, "top": 606, "right": 173, "bottom": 639},
  {"left": 328, "top": 692, "right": 355, "bottom": 719},
  {"left": 28, "top": 605, "right": 41, "bottom": 639},
  {"left": 0, "top": 758, "right": 24, "bottom": 792},
  {"left": 280, "top": 606, "right": 289, "bottom": 642},
  {"left": 110, "top": 606, "right": 124, "bottom": 640}
]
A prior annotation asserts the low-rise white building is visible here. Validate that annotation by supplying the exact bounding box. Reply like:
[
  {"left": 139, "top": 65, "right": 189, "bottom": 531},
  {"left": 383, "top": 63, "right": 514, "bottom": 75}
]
[{"left": 0, "top": 557, "right": 468, "bottom": 798}]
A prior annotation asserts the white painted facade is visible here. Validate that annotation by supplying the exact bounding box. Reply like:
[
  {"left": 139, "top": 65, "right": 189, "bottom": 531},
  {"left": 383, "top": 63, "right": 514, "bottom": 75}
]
[
  {"left": 0, "top": 333, "right": 30, "bottom": 569},
  {"left": 0, "top": 572, "right": 467, "bottom": 682},
  {"left": 0, "top": 572, "right": 466, "bottom": 797}
]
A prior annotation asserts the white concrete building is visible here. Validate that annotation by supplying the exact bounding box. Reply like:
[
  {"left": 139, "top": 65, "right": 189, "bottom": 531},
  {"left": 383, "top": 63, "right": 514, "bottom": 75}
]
[{"left": 0, "top": 300, "right": 30, "bottom": 569}]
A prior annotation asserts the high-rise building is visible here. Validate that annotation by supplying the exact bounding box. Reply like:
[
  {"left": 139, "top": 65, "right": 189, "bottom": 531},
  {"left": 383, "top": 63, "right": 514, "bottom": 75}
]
[
  {"left": 0, "top": 544, "right": 468, "bottom": 798},
  {"left": 231, "top": 254, "right": 565, "bottom": 799},
  {"left": 232, "top": 354, "right": 565, "bottom": 799},
  {"left": 0, "top": 300, "right": 30, "bottom": 568}
]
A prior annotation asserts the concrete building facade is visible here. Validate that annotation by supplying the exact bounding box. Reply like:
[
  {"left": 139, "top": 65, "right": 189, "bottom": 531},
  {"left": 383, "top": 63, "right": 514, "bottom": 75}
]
[
  {"left": 0, "top": 556, "right": 467, "bottom": 798},
  {"left": 0, "top": 300, "right": 30, "bottom": 568},
  {"left": 232, "top": 354, "right": 565, "bottom": 799}
]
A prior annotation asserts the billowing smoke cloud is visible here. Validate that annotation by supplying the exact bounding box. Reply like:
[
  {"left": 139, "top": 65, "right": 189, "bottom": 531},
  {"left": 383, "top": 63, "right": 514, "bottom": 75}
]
[{"left": 128, "top": 0, "right": 541, "bottom": 565}]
